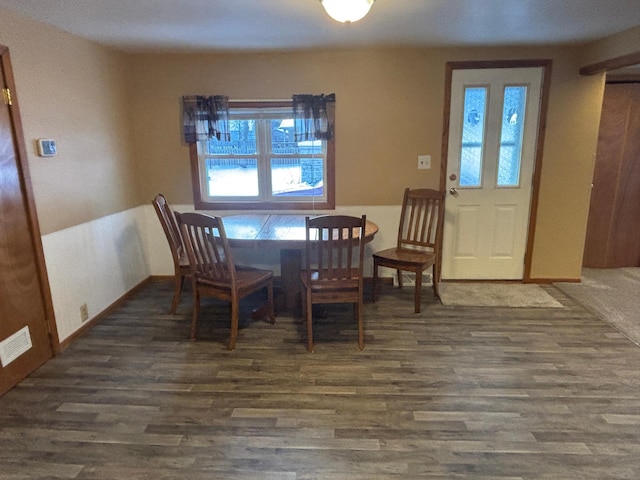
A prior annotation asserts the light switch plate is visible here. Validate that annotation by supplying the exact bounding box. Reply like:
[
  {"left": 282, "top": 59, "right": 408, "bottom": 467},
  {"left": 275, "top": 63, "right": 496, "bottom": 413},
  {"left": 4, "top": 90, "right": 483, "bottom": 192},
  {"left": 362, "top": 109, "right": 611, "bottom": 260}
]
[{"left": 418, "top": 155, "right": 431, "bottom": 169}]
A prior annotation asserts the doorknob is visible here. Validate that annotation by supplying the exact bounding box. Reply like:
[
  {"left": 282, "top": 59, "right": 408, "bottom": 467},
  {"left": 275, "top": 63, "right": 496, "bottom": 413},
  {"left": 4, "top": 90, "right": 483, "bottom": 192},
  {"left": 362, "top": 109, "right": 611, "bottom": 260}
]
[{"left": 449, "top": 187, "right": 459, "bottom": 195}]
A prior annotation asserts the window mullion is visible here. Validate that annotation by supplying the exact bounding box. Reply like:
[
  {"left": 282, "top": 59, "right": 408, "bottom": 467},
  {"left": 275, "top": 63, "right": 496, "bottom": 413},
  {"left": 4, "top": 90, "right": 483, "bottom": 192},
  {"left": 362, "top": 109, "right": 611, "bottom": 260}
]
[{"left": 257, "top": 119, "right": 271, "bottom": 201}]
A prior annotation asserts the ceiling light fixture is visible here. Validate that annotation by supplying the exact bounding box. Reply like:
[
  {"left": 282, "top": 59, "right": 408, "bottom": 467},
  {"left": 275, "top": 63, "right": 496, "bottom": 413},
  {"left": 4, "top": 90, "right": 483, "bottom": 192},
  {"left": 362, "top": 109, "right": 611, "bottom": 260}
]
[{"left": 320, "top": 0, "right": 375, "bottom": 23}]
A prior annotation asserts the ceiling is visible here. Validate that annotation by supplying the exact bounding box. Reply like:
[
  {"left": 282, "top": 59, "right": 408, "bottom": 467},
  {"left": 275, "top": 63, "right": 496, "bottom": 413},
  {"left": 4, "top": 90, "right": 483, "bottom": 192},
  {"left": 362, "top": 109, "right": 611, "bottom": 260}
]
[{"left": 0, "top": 0, "right": 639, "bottom": 54}]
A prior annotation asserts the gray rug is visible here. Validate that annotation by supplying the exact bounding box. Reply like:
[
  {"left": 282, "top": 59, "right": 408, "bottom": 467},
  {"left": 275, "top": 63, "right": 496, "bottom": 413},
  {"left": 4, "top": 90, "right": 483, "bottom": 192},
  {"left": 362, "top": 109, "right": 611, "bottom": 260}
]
[
  {"left": 554, "top": 268, "right": 640, "bottom": 346},
  {"left": 439, "top": 283, "right": 564, "bottom": 308}
]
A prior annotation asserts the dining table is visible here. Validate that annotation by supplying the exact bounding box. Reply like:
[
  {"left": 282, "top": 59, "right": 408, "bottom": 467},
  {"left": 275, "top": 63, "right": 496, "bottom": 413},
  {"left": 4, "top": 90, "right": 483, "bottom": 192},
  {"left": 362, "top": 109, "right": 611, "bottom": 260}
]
[{"left": 221, "top": 213, "right": 379, "bottom": 313}]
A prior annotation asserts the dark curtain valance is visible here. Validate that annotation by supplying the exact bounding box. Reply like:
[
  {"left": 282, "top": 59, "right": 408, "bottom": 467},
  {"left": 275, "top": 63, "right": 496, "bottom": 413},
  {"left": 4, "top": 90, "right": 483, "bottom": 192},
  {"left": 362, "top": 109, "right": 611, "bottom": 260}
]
[
  {"left": 292, "top": 93, "right": 336, "bottom": 141},
  {"left": 182, "top": 95, "right": 230, "bottom": 143}
]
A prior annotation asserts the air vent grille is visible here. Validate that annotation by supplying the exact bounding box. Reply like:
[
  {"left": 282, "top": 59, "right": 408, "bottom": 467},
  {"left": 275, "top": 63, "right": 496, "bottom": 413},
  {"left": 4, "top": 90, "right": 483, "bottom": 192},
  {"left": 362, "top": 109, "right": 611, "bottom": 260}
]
[{"left": 0, "top": 326, "right": 33, "bottom": 367}]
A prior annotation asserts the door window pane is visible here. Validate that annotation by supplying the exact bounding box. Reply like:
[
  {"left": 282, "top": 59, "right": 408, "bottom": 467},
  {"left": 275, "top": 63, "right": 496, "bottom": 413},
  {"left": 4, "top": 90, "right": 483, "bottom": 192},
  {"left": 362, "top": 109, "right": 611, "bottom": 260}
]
[
  {"left": 459, "top": 87, "right": 487, "bottom": 187},
  {"left": 497, "top": 86, "right": 527, "bottom": 187}
]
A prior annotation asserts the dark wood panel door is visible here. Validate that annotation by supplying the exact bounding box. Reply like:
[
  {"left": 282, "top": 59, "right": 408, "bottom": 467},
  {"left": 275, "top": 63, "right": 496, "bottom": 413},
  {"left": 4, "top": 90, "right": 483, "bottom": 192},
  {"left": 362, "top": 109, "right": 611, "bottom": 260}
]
[
  {"left": 0, "top": 47, "right": 55, "bottom": 396},
  {"left": 583, "top": 83, "right": 640, "bottom": 268}
]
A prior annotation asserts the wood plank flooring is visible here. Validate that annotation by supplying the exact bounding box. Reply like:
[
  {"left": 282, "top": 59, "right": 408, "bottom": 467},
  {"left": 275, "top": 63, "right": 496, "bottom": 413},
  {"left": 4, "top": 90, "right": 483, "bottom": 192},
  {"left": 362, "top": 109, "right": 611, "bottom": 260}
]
[{"left": 2, "top": 279, "right": 640, "bottom": 479}]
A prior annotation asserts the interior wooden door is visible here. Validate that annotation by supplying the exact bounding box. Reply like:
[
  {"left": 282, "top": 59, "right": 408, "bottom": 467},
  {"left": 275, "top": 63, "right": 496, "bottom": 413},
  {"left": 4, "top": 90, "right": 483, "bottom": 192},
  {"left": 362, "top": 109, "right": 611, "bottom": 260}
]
[
  {"left": 0, "top": 46, "right": 56, "bottom": 396},
  {"left": 583, "top": 82, "right": 640, "bottom": 268}
]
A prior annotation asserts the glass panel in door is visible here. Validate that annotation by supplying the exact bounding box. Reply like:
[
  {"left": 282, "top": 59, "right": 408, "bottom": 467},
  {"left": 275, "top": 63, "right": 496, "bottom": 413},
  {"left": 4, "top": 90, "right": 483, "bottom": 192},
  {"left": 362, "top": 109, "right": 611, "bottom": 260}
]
[
  {"left": 459, "top": 86, "right": 487, "bottom": 187},
  {"left": 497, "top": 86, "right": 527, "bottom": 187}
]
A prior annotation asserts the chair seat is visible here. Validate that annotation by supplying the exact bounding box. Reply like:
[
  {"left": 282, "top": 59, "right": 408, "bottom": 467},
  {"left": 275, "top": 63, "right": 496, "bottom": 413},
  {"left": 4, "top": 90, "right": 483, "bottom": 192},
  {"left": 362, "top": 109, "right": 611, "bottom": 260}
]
[
  {"left": 301, "top": 271, "right": 361, "bottom": 293},
  {"left": 373, "top": 247, "right": 436, "bottom": 268},
  {"left": 178, "top": 253, "right": 190, "bottom": 274},
  {"left": 197, "top": 268, "right": 273, "bottom": 291},
  {"left": 178, "top": 252, "right": 190, "bottom": 267}
]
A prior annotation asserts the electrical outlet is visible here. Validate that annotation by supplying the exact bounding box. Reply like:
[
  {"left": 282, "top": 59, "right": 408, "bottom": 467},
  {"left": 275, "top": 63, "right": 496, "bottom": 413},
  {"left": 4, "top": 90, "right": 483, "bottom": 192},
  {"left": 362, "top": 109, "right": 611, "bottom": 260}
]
[
  {"left": 418, "top": 155, "right": 431, "bottom": 169},
  {"left": 80, "top": 303, "right": 89, "bottom": 322}
]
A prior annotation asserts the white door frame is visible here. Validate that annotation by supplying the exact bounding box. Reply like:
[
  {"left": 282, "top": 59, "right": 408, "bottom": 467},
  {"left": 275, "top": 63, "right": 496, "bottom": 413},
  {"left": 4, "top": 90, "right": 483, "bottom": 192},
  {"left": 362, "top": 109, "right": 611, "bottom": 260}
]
[{"left": 438, "top": 60, "right": 552, "bottom": 282}]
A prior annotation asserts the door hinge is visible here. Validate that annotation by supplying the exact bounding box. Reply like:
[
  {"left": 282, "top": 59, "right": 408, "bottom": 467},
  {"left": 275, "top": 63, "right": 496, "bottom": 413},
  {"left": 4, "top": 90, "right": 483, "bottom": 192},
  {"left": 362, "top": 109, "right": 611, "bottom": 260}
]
[{"left": 2, "top": 88, "right": 12, "bottom": 106}]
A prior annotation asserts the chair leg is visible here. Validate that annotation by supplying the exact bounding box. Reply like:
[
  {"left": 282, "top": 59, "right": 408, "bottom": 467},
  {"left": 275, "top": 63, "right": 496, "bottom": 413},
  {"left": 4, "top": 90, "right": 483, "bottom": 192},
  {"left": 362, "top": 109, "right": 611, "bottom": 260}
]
[
  {"left": 414, "top": 270, "right": 422, "bottom": 314},
  {"left": 356, "top": 301, "right": 364, "bottom": 351},
  {"left": 397, "top": 269, "right": 403, "bottom": 288},
  {"left": 306, "top": 290, "right": 314, "bottom": 352},
  {"left": 170, "top": 274, "right": 184, "bottom": 314},
  {"left": 229, "top": 299, "right": 239, "bottom": 350},
  {"left": 432, "top": 265, "right": 440, "bottom": 299},
  {"left": 190, "top": 289, "right": 200, "bottom": 341},
  {"left": 266, "top": 282, "right": 276, "bottom": 324},
  {"left": 372, "top": 261, "right": 379, "bottom": 303},
  {"left": 251, "top": 284, "right": 276, "bottom": 324}
]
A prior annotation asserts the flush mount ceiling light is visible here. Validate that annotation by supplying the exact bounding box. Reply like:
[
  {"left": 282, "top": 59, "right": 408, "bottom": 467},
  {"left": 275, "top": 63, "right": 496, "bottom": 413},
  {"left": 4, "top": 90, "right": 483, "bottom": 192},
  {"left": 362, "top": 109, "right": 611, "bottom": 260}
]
[{"left": 320, "top": 0, "right": 375, "bottom": 23}]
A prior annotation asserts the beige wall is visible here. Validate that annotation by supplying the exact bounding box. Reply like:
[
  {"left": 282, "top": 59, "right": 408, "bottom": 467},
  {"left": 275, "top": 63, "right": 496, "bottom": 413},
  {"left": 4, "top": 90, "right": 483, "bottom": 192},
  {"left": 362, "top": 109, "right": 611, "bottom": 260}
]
[
  {"left": 128, "top": 47, "right": 602, "bottom": 280},
  {"left": 530, "top": 55, "right": 604, "bottom": 279},
  {"left": 0, "top": 7, "right": 139, "bottom": 235},
  {"left": 128, "top": 48, "right": 447, "bottom": 205}
]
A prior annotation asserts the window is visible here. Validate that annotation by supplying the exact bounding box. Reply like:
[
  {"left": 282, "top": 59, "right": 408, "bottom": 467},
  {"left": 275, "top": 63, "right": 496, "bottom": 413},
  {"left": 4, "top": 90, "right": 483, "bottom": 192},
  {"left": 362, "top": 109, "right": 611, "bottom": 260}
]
[{"left": 190, "top": 101, "right": 335, "bottom": 210}]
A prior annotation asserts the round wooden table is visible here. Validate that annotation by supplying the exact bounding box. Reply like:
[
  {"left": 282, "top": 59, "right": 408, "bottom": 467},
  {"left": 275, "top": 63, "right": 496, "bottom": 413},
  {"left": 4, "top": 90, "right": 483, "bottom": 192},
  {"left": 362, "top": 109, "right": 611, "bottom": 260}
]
[{"left": 221, "top": 214, "right": 378, "bottom": 312}]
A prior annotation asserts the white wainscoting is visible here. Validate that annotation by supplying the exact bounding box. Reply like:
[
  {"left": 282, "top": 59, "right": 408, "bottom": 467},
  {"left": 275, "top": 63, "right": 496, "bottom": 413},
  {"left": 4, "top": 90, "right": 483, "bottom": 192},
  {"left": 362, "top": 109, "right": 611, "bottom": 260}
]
[
  {"left": 43, "top": 204, "right": 400, "bottom": 342},
  {"left": 41, "top": 207, "right": 150, "bottom": 342}
]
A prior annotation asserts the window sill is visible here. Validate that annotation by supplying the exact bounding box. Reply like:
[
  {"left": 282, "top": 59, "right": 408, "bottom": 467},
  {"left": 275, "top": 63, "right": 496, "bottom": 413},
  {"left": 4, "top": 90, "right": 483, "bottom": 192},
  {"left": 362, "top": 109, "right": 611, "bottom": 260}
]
[{"left": 194, "top": 199, "right": 335, "bottom": 211}]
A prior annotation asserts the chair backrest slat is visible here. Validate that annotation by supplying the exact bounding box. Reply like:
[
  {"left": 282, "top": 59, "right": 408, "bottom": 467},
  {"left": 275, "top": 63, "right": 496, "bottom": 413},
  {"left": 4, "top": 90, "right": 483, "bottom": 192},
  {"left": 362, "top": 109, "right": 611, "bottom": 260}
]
[
  {"left": 152, "top": 194, "right": 185, "bottom": 261},
  {"left": 177, "top": 212, "right": 236, "bottom": 285},
  {"left": 305, "top": 215, "right": 366, "bottom": 282},
  {"left": 397, "top": 188, "right": 445, "bottom": 251}
]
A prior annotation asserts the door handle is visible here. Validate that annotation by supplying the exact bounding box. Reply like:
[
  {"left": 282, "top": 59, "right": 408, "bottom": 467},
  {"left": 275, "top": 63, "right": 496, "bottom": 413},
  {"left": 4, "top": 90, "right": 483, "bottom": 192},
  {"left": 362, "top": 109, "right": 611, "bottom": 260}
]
[{"left": 449, "top": 187, "right": 459, "bottom": 195}]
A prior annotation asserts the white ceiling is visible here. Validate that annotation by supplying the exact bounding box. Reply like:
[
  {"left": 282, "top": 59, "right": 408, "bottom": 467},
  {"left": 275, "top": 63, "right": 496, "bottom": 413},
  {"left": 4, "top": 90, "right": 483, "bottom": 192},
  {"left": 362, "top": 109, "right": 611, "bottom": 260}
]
[{"left": 0, "top": 0, "right": 639, "bottom": 53}]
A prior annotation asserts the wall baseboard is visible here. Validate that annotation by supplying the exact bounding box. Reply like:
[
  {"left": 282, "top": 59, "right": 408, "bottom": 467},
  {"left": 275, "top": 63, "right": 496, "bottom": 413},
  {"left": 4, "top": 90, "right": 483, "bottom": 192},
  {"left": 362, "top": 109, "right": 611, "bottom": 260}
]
[
  {"left": 528, "top": 277, "right": 581, "bottom": 284},
  {"left": 57, "top": 277, "right": 152, "bottom": 352}
]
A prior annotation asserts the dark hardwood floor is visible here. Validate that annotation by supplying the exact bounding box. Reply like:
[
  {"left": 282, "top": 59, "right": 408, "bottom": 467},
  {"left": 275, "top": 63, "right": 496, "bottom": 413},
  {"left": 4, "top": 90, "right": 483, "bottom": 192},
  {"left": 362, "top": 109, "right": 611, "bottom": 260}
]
[{"left": 2, "top": 279, "right": 640, "bottom": 479}]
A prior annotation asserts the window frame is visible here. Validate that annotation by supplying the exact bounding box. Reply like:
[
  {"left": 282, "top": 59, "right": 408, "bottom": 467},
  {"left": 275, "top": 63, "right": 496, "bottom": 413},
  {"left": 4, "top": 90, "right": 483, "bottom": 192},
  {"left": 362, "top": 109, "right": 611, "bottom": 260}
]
[{"left": 189, "top": 100, "right": 335, "bottom": 211}]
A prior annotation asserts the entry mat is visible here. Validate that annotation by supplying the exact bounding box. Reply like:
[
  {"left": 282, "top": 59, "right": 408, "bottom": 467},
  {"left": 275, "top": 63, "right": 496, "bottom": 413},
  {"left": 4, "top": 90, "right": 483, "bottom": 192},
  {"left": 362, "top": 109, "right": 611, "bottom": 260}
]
[{"left": 439, "top": 283, "right": 564, "bottom": 308}]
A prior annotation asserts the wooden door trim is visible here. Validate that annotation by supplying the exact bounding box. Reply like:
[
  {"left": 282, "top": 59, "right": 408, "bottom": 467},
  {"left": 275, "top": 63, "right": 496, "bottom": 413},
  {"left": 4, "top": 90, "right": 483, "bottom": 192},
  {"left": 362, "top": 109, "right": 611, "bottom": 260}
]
[
  {"left": 1, "top": 45, "right": 60, "bottom": 351},
  {"left": 579, "top": 51, "right": 640, "bottom": 76},
  {"left": 439, "top": 59, "right": 553, "bottom": 282}
]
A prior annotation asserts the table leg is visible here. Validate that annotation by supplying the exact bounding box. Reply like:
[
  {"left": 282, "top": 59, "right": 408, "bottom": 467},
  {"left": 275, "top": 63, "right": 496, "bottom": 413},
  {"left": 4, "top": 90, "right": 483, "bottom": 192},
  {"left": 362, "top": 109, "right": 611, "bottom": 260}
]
[{"left": 280, "top": 249, "right": 302, "bottom": 315}]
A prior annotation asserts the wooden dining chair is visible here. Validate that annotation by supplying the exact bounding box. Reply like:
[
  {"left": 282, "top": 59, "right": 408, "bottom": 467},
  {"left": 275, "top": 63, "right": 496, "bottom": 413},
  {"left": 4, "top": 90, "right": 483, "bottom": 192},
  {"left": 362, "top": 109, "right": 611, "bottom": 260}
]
[
  {"left": 152, "top": 194, "right": 190, "bottom": 314},
  {"left": 372, "top": 188, "right": 445, "bottom": 313},
  {"left": 301, "top": 215, "right": 366, "bottom": 352},
  {"left": 176, "top": 212, "right": 275, "bottom": 350}
]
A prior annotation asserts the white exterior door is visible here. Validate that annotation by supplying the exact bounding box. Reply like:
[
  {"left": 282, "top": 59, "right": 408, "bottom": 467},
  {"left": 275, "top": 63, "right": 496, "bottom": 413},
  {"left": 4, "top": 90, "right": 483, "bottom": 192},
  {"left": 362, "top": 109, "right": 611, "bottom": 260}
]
[{"left": 441, "top": 67, "right": 543, "bottom": 280}]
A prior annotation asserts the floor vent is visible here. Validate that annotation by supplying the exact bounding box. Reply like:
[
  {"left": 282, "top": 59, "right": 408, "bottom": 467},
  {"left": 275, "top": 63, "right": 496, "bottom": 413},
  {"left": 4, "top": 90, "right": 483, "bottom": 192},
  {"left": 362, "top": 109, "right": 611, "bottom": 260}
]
[{"left": 0, "top": 326, "right": 33, "bottom": 367}]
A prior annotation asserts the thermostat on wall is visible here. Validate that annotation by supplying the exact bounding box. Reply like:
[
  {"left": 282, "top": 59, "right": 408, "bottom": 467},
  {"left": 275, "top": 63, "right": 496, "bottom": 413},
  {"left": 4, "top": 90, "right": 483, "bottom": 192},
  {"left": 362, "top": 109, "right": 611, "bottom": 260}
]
[{"left": 37, "top": 139, "right": 57, "bottom": 157}]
